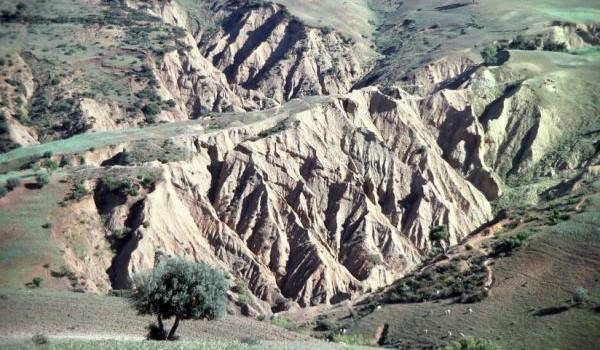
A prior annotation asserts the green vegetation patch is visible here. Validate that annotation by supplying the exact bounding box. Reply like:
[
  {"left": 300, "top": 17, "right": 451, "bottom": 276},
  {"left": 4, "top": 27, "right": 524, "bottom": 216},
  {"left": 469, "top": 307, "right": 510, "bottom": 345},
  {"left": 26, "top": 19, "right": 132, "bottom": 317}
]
[{"left": 384, "top": 255, "right": 489, "bottom": 304}]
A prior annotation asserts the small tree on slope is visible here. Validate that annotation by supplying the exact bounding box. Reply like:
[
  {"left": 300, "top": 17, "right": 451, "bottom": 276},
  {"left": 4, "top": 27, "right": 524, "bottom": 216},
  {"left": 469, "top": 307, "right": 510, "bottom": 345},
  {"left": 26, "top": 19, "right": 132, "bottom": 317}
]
[{"left": 130, "top": 258, "right": 229, "bottom": 340}]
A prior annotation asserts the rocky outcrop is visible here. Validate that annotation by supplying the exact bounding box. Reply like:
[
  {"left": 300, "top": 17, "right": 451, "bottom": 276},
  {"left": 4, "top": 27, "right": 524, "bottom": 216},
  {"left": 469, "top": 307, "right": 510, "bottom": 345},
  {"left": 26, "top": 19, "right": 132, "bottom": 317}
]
[
  {"left": 137, "top": 0, "right": 367, "bottom": 116},
  {"left": 198, "top": 1, "right": 366, "bottom": 104}
]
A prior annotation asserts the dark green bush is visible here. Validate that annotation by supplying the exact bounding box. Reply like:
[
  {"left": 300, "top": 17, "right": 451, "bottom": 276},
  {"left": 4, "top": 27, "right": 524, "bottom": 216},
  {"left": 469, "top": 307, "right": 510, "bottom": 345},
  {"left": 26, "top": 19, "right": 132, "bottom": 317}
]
[
  {"left": 543, "top": 41, "right": 567, "bottom": 52},
  {"left": 31, "top": 334, "right": 48, "bottom": 345},
  {"left": 6, "top": 177, "right": 20, "bottom": 190},
  {"left": 35, "top": 172, "right": 50, "bottom": 187},
  {"left": 142, "top": 103, "right": 161, "bottom": 116},
  {"left": 480, "top": 46, "right": 499, "bottom": 65},
  {"left": 430, "top": 225, "right": 449, "bottom": 241},
  {"left": 103, "top": 176, "right": 139, "bottom": 196}
]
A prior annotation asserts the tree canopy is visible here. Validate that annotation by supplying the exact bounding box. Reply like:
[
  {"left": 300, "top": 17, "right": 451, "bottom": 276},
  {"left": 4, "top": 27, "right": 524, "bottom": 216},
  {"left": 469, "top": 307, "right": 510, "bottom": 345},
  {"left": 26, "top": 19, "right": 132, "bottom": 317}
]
[{"left": 130, "top": 258, "right": 229, "bottom": 340}]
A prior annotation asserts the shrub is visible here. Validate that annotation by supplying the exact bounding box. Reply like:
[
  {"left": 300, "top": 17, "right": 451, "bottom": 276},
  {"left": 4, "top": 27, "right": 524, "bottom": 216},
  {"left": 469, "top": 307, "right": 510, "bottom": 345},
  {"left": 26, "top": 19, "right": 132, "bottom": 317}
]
[
  {"left": 42, "top": 151, "right": 53, "bottom": 158},
  {"left": 6, "top": 177, "right": 20, "bottom": 190},
  {"left": 491, "top": 231, "right": 532, "bottom": 256},
  {"left": 16, "top": 2, "right": 27, "bottom": 12},
  {"left": 445, "top": 337, "right": 502, "bottom": 350},
  {"left": 509, "top": 35, "right": 538, "bottom": 50},
  {"left": 51, "top": 265, "right": 76, "bottom": 280},
  {"left": 103, "top": 176, "right": 139, "bottom": 197},
  {"left": 26, "top": 277, "right": 44, "bottom": 288},
  {"left": 315, "top": 319, "right": 336, "bottom": 331},
  {"left": 0, "top": 186, "right": 7, "bottom": 198},
  {"left": 573, "top": 286, "right": 589, "bottom": 304},
  {"left": 142, "top": 103, "right": 161, "bottom": 116},
  {"left": 35, "top": 172, "right": 50, "bottom": 187},
  {"left": 67, "top": 181, "right": 88, "bottom": 201},
  {"left": 430, "top": 225, "right": 449, "bottom": 241},
  {"left": 543, "top": 41, "right": 567, "bottom": 52},
  {"left": 130, "top": 258, "right": 228, "bottom": 340},
  {"left": 32, "top": 277, "right": 43, "bottom": 287},
  {"left": 140, "top": 174, "right": 157, "bottom": 189},
  {"left": 31, "top": 334, "right": 48, "bottom": 345},
  {"left": 480, "top": 46, "right": 499, "bottom": 66},
  {"left": 41, "top": 159, "right": 59, "bottom": 171}
]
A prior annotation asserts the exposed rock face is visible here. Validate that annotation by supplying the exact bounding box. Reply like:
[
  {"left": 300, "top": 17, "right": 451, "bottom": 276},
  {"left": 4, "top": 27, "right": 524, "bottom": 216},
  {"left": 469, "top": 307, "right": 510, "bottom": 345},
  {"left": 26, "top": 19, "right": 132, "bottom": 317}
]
[
  {"left": 0, "top": 54, "right": 38, "bottom": 150},
  {"left": 0, "top": 0, "right": 366, "bottom": 146},
  {"left": 91, "top": 88, "right": 492, "bottom": 308},
  {"left": 199, "top": 1, "right": 366, "bottom": 104},
  {"left": 137, "top": 0, "right": 367, "bottom": 117}
]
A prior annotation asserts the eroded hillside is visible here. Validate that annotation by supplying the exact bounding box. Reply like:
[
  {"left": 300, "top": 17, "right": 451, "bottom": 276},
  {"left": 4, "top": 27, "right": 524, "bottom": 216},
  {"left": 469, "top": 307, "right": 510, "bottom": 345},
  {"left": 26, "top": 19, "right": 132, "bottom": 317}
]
[{"left": 0, "top": 0, "right": 599, "bottom": 321}]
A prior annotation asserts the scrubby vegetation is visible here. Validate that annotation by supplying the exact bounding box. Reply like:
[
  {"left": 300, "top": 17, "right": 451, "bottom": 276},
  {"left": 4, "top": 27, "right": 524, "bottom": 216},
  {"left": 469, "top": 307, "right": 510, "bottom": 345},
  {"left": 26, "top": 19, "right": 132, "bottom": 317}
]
[
  {"left": 480, "top": 46, "right": 498, "bottom": 65},
  {"left": 490, "top": 230, "right": 532, "bottom": 257},
  {"left": 430, "top": 225, "right": 449, "bottom": 241},
  {"left": 6, "top": 176, "right": 20, "bottom": 190},
  {"left": 384, "top": 255, "right": 488, "bottom": 304},
  {"left": 65, "top": 180, "right": 89, "bottom": 201},
  {"left": 100, "top": 171, "right": 158, "bottom": 197},
  {"left": 130, "top": 258, "right": 229, "bottom": 340},
  {"left": 35, "top": 172, "right": 50, "bottom": 187}
]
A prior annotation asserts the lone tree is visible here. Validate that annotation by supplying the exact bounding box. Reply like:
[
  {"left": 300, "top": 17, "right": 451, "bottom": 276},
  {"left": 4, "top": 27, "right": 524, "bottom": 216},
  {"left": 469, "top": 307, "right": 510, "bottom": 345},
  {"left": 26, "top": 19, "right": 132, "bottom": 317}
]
[{"left": 130, "top": 258, "right": 229, "bottom": 340}]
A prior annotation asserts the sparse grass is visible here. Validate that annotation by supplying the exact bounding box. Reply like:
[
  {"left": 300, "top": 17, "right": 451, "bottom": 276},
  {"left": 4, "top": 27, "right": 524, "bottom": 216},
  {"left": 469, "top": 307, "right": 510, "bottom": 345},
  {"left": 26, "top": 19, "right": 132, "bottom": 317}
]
[{"left": 0, "top": 174, "right": 66, "bottom": 287}]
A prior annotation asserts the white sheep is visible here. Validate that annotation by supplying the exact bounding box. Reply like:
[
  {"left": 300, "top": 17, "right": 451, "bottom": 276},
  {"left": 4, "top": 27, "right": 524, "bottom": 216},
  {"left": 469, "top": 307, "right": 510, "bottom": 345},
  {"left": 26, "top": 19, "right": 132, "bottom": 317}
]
[
  {"left": 468, "top": 307, "right": 473, "bottom": 314},
  {"left": 424, "top": 329, "right": 428, "bottom": 335},
  {"left": 445, "top": 309, "right": 452, "bottom": 316},
  {"left": 459, "top": 332, "right": 466, "bottom": 337},
  {"left": 447, "top": 331, "right": 453, "bottom": 337},
  {"left": 376, "top": 305, "right": 382, "bottom": 311}
]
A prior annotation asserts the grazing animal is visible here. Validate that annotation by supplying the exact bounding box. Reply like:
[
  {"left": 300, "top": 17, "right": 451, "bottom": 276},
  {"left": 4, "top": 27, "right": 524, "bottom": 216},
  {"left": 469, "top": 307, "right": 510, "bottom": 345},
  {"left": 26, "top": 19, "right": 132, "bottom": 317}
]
[
  {"left": 468, "top": 307, "right": 473, "bottom": 314},
  {"left": 447, "top": 331, "right": 453, "bottom": 337},
  {"left": 459, "top": 332, "right": 466, "bottom": 337},
  {"left": 445, "top": 309, "right": 452, "bottom": 316},
  {"left": 424, "top": 329, "right": 428, "bottom": 335}
]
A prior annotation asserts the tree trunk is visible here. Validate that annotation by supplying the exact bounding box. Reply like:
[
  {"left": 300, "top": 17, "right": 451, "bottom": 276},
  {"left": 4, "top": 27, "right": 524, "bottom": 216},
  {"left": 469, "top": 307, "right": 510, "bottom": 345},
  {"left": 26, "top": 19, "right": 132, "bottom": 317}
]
[
  {"left": 167, "top": 316, "right": 180, "bottom": 340},
  {"left": 157, "top": 314, "right": 164, "bottom": 332}
]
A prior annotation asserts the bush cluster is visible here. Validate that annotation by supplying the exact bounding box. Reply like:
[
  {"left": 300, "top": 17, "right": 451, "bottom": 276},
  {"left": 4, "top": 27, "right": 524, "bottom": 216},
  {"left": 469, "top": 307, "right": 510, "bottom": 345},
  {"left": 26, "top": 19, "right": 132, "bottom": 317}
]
[
  {"left": 385, "top": 256, "right": 488, "bottom": 304},
  {"left": 490, "top": 231, "right": 532, "bottom": 256}
]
